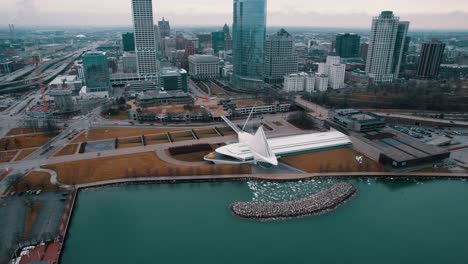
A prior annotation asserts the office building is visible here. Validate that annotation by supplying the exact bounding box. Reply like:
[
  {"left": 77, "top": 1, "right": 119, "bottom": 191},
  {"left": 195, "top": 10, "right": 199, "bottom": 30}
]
[
  {"left": 212, "top": 31, "right": 225, "bottom": 53},
  {"left": 132, "top": 0, "right": 158, "bottom": 75},
  {"left": 158, "top": 18, "right": 171, "bottom": 38},
  {"left": 318, "top": 56, "right": 346, "bottom": 89},
  {"left": 123, "top": 53, "right": 138, "bottom": 73},
  {"left": 335, "top": 33, "right": 360, "bottom": 58},
  {"left": 283, "top": 72, "right": 315, "bottom": 93},
  {"left": 416, "top": 39, "right": 446, "bottom": 79},
  {"left": 122, "top": 32, "right": 135, "bottom": 52},
  {"left": 154, "top": 25, "right": 161, "bottom": 54},
  {"left": 188, "top": 55, "right": 220, "bottom": 80},
  {"left": 315, "top": 75, "right": 329, "bottom": 92},
  {"left": 223, "top": 23, "right": 233, "bottom": 50},
  {"left": 365, "top": 11, "right": 409, "bottom": 83},
  {"left": 160, "top": 67, "right": 188, "bottom": 92},
  {"left": 82, "top": 51, "right": 110, "bottom": 93},
  {"left": 360, "top": 43, "right": 369, "bottom": 63},
  {"left": 264, "top": 28, "right": 298, "bottom": 84},
  {"left": 232, "top": 0, "right": 267, "bottom": 90}
]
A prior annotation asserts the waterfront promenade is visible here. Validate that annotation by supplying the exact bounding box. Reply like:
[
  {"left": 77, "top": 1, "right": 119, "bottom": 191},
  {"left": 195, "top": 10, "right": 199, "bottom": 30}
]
[{"left": 72, "top": 171, "right": 468, "bottom": 190}]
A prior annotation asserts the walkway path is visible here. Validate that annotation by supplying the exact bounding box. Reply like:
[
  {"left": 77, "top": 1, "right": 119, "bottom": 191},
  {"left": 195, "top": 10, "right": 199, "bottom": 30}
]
[{"left": 72, "top": 171, "right": 468, "bottom": 190}]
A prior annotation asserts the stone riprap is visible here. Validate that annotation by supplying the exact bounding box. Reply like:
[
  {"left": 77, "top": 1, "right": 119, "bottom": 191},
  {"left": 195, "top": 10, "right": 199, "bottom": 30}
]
[{"left": 231, "top": 182, "right": 356, "bottom": 220}]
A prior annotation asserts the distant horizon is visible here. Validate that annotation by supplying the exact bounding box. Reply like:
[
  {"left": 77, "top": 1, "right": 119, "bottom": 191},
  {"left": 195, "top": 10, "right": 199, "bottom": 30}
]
[
  {"left": 2, "top": 0, "right": 468, "bottom": 30},
  {"left": 2, "top": 24, "right": 468, "bottom": 34}
]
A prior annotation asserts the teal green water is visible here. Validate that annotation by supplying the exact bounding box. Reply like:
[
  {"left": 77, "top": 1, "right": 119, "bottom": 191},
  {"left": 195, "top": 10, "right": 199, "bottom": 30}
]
[{"left": 61, "top": 179, "right": 468, "bottom": 264}]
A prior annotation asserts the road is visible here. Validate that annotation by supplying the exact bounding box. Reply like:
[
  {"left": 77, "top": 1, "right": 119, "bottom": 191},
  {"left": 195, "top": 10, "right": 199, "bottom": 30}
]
[{"left": 294, "top": 96, "right": 330, "bottom": 121}]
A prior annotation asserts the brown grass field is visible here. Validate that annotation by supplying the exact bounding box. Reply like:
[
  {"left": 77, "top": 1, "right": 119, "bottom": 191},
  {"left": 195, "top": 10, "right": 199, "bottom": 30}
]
[
  {"left": 6, "top": 128, "right": 45, "bottom": 136},
  {"left": 0, "top": 151, "right": 18, "bottom": 163},
  {"left": 170, "top": 131, "right": 195, "bottom": 142},
  {"left": 14, "top": 171, "right": 61, "bottom": 193},
  {"left": 0, "top": 134, "right": 56, "bottom": 151},
  {"left": 281, "top": 147, "right": 385, "bottom": 173},
  {"left": 100, "top": 111, "right": 129, "bottom": 120},
  {"left": 14, "top": 148, "right": 37, "bottom": 161},
  {"left": 43, "top": 152, "right": 251, "bottom": 185},
  {"left": 216, "top": 126, "right": 236, "bottom": 136},
  {"left": 145, "top": 134, "right": 170, "bottom": 145},
  {"left": 24, "top": 202, "right": 42, "bottom": 239},
  {"left": 170, "top": 150, "right": 211, "bottom": 162},
  {"left": 54, "top": 144, "right": 79, "bottom": 157},
  {"left": 194, "top": 128, "right": 220, "bottom": 139},
  {"left": 72, "top": 127, "right": 181, "bottom": 143}
]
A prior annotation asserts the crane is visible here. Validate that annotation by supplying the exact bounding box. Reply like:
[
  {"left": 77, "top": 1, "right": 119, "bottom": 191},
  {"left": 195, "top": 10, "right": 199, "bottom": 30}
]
[{"left": 18, "top": 53, "right": 50, "bottom": 113}]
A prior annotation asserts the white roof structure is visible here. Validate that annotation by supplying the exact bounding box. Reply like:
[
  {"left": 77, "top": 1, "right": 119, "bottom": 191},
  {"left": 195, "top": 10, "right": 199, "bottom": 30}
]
[
  {"left": 215, "top": 130, "right": 351, "bottom": 163},
  {"left": 207, "top": 114, "right": 351, "bottom": 166}
]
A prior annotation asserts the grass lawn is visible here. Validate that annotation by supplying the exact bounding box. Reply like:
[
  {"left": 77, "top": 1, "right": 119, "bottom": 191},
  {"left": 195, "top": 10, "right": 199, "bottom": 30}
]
[
  {"left": 100, "top": 111, "right": 129, "bottom": 120},
  {"left": 194, "top": 128, "right": 220, "bottom": 139},
  {"left": 6, "top": 128, "right": 45, "bottom": 136},
  {"left": 24, "top": 202, "right": 42, "bottom": 239},
  {"left": 170, "top": 150, "right": 211, "bottom": 162},
  {"left": 54, "top": 144, "right": 79, "bottom": 157},
  {"left": 0, "top": 134, "right": 56, "bottom": 151},
  {"left": 43, "top": 152, "right": 251, "bottom": 185},
  {"left": 15, "top": 171, "right": 61, "bottom": 193},
  {"left": 216, "top": 126, "right": 236, "bottom": 136},
  {"left": 0, "top": 151, "right": 18, "bottom": 163},
  {"left": 72, "top": 128, "right": 180, "bottom": 143},
  {"left": 281, "top": 147, "right": 385, "bottom": 173},
  {"left": 14, "top": 148, "right": 37, "bottom": 161}
]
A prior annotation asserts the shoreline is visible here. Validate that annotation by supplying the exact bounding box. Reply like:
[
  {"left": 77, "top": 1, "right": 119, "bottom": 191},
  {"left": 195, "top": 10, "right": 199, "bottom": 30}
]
[{"left": 230, "top": 182, "right": 357, "bottom": 220}]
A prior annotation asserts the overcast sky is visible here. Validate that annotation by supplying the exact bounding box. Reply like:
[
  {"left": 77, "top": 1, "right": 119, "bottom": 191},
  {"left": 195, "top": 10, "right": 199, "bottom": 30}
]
[{"left": 2, "top": 0, "right": 468, "bottom": 29}]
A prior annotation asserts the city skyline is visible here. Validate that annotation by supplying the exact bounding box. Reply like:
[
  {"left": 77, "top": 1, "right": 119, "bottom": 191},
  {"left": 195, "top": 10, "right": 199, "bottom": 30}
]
[{"left": 2, "top": 0, "right": 468, "bottom": 29}]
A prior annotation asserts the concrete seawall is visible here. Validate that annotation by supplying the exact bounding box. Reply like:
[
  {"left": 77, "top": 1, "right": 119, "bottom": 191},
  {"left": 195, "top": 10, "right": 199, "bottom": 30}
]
[{"left": 231, "top": 182, "right": 357, "bottom": 220}]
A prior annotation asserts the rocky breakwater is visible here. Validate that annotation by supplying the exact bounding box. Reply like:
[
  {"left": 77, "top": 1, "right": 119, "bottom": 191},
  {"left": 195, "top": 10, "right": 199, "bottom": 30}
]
[{"left": 231, "top": 182, "right": 356, "bottom": 220}]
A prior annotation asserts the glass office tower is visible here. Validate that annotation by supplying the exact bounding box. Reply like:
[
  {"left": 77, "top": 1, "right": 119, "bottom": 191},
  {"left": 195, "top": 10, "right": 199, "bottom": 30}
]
[{"left": 232, "top": 0, "right": 266, "bottom": 91}]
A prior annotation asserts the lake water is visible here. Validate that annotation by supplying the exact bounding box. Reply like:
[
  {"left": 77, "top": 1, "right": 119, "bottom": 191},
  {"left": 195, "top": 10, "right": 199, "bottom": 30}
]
[{"left": 61, "top": 178, "right": 468, "bottom": 264}]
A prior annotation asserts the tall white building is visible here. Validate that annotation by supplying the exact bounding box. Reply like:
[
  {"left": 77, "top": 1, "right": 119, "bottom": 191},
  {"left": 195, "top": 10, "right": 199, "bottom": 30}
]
[
  {"left": 283, "top": 72, "right": 315, "bottom": 93},
  {"left": 131, "top": 0, "right": 158, "bottom": 75},
  {"left": 318, "top": 56, "right": 346, "bottom": 89},
  {"left": 365, "top": 11, "right": 409, "bottom": 83},
  {"left": 315, "top": 75, "right": 329, "bottom": 92}
]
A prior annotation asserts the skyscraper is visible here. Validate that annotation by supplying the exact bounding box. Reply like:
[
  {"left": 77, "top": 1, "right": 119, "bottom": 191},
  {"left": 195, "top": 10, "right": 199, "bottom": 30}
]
[
  {"left": 122, "top": 32, "right": 135, "bottom": 52},
  {"left": 212, "top": 31, "right": 226, "bottom": 54},
  {"left": 416, "top": 39, "right": 446, "bottom": 79},
  {"left": 232, "top": 0, "right": 267, "bottom": 90},
  {"left": 318, "top": 56, "right": 346, "bottom": 90},
  {"left": 365, "top": 11, "right": 409, "bottom": 83},
  {"left": 131, "top": 0, "right": 158, "bottom": 75},
  {"left": 264, "top": 28, "right": 298, "bottom": 84},
  {"left": 335, "top": 33, "right": 360, "bottom": 58},
  {"left": 223, "top": 24, "right": 233, "bottom": 51},
  {"left": 158, "top": 18, "right": 171, "bottom": 38},
  {"left": 82, "top": 51, "right": 110, "bottom": 93}
]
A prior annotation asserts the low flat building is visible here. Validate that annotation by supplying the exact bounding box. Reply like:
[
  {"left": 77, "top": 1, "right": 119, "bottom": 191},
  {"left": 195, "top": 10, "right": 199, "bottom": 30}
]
[
  {"left": 135, "top": 90, "right": 193, "bottom": 107},
  {"left": 129, "top": 103, "right": 211, "bottom": 122},
  {"left": 351, "top": 128, "right": 450, "bottom": 169},
  {"left": 48, "top": 75, "right": 83, "bottom": 96},
  {"left": 331, "top": 109, "right": 386, "bottom": 132},
  {"left": 223, "top": 99, "right": 291, "bottom": 116}
]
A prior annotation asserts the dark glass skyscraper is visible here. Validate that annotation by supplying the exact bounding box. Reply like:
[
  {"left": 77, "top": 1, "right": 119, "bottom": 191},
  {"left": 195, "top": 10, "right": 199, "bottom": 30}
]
[
  {"left": 211, "top": 31, "right": 225, "bottom": 53},
  {"left": 417, "top": 39, "right": 446, "bottom": 79},
  {"left": 335, "top": 33, "right": 360, "bottom": 58},
  {"left": 232, "top": 0, "right": 266, "bottom": 90},
  {"left": 122, "top": 32, "right": 135, "bottom": 52}
]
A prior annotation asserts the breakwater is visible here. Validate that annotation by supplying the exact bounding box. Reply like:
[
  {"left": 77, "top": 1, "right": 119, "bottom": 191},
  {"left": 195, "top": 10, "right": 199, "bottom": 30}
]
[{"left": 231, "top": 182, "right": 356, "bottom": 219}]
